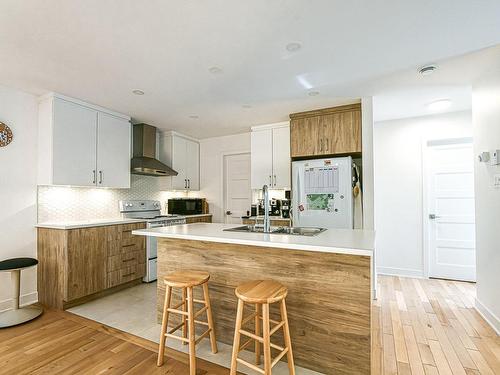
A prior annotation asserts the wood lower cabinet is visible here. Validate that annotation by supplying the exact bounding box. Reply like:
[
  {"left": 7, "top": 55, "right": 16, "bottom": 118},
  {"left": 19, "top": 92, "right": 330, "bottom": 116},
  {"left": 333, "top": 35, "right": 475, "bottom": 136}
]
[
  {"left": 290, "top": 103, "right": 361, "bottom": 158},
  {"left": 185, "top": 215, "right": 212, "bottom": 224},
  {"left": 242, "top": 217, "right": 291, "bottom": 227},
  {"left": 65, "top": 227, "right": 108, "bottom": 301},
  {"left": 38, "top": 222, "right": 146, "bottom": 309}
]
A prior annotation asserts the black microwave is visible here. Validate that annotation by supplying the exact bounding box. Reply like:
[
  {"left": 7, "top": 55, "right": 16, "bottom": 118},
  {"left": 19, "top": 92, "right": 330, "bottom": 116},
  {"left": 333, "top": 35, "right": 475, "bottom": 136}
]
[{"left": 168, "top": 198, "right": 203, "bottom": 215}]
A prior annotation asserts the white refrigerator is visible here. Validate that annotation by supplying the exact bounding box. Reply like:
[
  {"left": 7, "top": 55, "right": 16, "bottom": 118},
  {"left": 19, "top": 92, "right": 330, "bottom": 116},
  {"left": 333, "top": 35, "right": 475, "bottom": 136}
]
[{"left": 292, "top": 156, "right": 353, "bottom": 229}]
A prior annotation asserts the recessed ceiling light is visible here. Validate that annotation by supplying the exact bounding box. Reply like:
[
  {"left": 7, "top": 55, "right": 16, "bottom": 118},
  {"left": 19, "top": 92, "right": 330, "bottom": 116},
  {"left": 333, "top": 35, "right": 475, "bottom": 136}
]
[
  {"left": 132, "top": 89, "right": 145, "bottom": 95},
  {"left": 286, "top": 42, "right": 302, "bottom": 52},
  {"left": 427, "top": 99, "right": 452, "bottom": 111},
  {"left": 419, "top": 65, "right": 438, "bottom": 76},
  {"left": 208, "top": 66, "right": 223, "bottom": 74},
  {"left": 242, "top": 104, "right": 252, "bottom": 109},
  {"left": 308, "top": 90, "right": 320, "bottom": 96},
  {"left": 189, "top": 115, "right": 199, "bottom": 119}
]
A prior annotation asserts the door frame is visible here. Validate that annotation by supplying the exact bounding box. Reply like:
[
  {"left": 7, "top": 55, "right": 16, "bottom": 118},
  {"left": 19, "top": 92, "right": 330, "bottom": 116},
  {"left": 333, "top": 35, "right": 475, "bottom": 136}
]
[
  {"left": 422, "top": 136, "right": 474, "bottom": 279},
  {"left": 220, "top": 151, "right": 251, "bottom": 224}
]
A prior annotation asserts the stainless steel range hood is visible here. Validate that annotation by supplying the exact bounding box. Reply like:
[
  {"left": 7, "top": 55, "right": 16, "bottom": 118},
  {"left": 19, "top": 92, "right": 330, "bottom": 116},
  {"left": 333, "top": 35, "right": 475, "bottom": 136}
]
[{"left": 131, "top": 123, "right": 178, "bottom": 177}]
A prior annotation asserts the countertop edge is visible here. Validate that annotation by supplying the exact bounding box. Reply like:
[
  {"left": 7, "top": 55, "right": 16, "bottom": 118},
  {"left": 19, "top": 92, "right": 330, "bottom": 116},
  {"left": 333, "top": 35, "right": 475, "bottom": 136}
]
[
  {"left": 132, "top": 229, "right": 373, "bottom": 257},
  {"left": 36, "top": 219, "right": 147, "bottom": 230}
]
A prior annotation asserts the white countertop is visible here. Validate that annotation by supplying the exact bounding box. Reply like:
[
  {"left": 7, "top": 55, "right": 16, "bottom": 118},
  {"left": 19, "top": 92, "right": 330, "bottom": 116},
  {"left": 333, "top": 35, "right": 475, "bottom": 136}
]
[
  {"left": 133, "top": 223, "right": 374, "bottom": 256},
  {"left": 244, "top": 216, "right": 291, "bottom": 221},
  {"left": 36, "top": 218, "right": 146, "bottom": 230}
]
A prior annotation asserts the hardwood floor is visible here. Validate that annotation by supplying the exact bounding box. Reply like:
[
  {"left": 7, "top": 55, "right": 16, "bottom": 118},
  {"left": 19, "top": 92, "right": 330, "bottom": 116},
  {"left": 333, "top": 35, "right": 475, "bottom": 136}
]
[
  {"left": 0, "top": 308, "right": 231, "bottom": 375},
  {"left": 0, "top": 276, "right": 498, "bottom": 374},
  {"left": 372, "top": 275, "right": 499, "bottom": 375}
]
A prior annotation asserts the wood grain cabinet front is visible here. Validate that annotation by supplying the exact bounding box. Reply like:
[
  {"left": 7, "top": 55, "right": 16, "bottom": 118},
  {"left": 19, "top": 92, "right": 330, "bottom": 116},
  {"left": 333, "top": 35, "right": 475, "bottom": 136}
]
[
  {"left": 38, "top": 221, "right": 146, "bottom": 309},
  {"left": 65, "top": 227, "right": 107, "bottom": 301},
  {"left": 290, "top": 103, "right": 362, "bottom": 158},
  {"left": 185, "top": 215, "right": 212, "bottom": 224}
]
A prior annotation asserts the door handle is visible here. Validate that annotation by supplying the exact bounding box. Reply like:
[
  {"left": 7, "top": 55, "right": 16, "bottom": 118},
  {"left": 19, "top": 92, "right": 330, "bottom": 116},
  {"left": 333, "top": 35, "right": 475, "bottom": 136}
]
[
  {"left": 184, "top": 179, "right": 187, "bottom": 189},
  {"left": 429, "top": 214, "right": 441, "bottom": 220},
  {"left": 269, "top": 175, "right": 272, "bottom": 186},
  {"left": 273, "top": 175, "right": 277, "bottom": 187},
  {"left": 92, "top": 170, "right": 96, "bottom": 184},
  {"left": 188, "top": 179, "right": 190, "bottom": 189},
  {"left": 99, "top": 171, "right": 103, "bottom": 185},
  {"left": 226, "top": 211, "right": 232, "bottom": 215}
]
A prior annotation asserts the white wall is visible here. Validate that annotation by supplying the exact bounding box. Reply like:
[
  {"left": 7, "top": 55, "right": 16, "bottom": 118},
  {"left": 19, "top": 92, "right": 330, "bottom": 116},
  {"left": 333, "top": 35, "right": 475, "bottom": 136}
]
[
  {"left": 0, "top": 85, "right": 39, "bottom": 311},
  {"left": 374, "top": 111, "right": 472, "bottom": 277},
  {"left": 199, "top": 132, "right": 251, "bottom": 223},
  {"left": 472, "top": 74, "right": 500, "bottom": 333}
]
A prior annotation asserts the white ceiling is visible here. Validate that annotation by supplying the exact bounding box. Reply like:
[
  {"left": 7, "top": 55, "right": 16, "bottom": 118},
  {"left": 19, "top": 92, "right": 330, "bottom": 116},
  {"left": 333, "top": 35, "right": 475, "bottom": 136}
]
[{"left": 1, "top": 1, "right": 500, "bottom": 138}]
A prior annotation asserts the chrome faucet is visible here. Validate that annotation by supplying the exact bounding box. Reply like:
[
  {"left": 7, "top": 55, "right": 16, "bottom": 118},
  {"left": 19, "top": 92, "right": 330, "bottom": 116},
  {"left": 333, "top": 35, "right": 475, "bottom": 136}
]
[{"left": 262, "top": 184, "right": 270, "bottom": 233}]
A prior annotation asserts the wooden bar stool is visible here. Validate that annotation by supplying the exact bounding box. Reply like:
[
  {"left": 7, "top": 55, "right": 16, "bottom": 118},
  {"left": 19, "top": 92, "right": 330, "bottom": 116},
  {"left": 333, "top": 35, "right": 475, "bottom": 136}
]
[
  {"left": 157, "top": 270, "right": 217, "bottom": 375},
  {"left": 230, "top": 280, "right": 295, "bottom": 375}
]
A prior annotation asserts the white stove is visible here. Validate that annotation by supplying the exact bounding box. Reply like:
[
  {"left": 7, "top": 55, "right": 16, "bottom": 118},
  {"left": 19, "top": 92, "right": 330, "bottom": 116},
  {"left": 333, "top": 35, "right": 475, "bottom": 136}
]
[{"left": 119, "top": 200, "right": 186, "bottom": 282}]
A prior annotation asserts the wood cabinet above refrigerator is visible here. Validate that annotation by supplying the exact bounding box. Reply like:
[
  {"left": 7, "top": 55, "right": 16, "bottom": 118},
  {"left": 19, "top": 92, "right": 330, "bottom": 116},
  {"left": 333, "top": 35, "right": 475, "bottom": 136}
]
[{"left": 289, "top": 103, "right": 361, "bottom": 159}]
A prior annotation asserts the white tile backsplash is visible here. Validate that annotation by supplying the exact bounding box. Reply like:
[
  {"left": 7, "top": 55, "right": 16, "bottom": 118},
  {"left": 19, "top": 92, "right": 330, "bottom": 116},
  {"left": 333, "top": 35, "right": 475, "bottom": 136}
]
[{"left": 37, "top": 175, "right": 194, "bottom": 222}]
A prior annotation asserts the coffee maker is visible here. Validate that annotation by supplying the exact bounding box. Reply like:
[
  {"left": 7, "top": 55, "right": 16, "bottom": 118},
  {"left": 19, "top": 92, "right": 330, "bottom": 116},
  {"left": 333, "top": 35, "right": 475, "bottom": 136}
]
[
  {"left": 280, "top": 199, "right": 291, "bottom": 218},
  {"left": 270, "top": 199, "right": 281, "bottom": 216}
]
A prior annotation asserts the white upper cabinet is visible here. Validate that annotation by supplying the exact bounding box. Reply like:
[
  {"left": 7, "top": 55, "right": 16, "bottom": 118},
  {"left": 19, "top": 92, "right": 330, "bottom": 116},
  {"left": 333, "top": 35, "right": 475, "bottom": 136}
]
[
  {"left": 96, "top": 112, "right": 131, "bottom": 188},
  {"left": 251, "top": 122, "right": 290, "bottom": 190},
  {"left": 271, "top": 125, "right": 291, "bottom": 189},
  {"left": 185, "top": 139, "right": 200, "bottom": 190},
  {"left": 251, "top": 128, "right": 273, "bottom": 188},
  {"left": 159, "top": 132, "right": 200, "bottom": 191},
  {"left": 38, "top": 94, "right": 131, "bottom": 188},
  {"left": 51, "top": 98, "right": 98, "bottom": 187}
]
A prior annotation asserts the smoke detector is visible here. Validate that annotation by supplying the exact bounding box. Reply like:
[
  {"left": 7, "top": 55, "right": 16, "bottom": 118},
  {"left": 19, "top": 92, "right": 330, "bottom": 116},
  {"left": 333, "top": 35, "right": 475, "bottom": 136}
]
[{"left": 418, "top": 65, "right": 438, "bottom": 76}]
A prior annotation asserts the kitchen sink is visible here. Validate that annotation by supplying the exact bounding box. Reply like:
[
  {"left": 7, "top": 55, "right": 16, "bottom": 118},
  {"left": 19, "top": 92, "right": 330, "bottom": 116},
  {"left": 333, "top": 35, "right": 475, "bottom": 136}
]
[{"left": 224, "top": 225, "right": 326, "bottom": 236}]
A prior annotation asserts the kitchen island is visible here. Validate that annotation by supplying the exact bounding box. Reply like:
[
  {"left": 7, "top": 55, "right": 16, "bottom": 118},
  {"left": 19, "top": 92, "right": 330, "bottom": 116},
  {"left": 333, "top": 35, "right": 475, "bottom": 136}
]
[{"left": 133, "top": 223, "right": 375, "bottom": 375}]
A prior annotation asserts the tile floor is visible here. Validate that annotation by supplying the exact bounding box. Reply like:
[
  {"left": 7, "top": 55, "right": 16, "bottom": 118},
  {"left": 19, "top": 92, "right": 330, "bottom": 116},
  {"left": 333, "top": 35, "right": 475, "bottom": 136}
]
[{"left": 68, "top": 282, "right": 321, "bottom": 375}]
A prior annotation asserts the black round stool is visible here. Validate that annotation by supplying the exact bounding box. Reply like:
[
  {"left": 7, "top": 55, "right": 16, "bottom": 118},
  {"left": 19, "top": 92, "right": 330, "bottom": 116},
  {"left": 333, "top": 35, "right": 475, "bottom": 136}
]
[{"left": 0, "top": 258, "right": 43, "bottom": 328}]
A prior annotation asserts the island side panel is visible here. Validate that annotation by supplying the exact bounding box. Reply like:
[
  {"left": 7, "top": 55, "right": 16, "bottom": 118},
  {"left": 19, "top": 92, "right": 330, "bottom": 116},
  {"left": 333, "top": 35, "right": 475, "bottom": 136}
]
[{"left": 157, "top": 238, "right": 371, "bottom": 375}]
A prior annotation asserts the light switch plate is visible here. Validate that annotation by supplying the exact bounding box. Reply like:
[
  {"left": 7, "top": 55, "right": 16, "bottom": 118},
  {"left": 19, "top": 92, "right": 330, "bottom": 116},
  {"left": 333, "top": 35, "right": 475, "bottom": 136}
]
[{"left": 494, "top": 174, "right": 500, "bottom": 188}]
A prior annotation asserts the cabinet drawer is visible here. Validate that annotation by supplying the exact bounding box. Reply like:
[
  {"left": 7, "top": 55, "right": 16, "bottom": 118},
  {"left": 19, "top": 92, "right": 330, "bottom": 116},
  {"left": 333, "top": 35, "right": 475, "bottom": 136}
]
[
  {"left": 108, "top": 237, "right": 145, "bottom": 256},
  {"left": 107, "top": 249, "right": 145, "bottom": 272},
  {"left": 107, "top": 263, "right": 146, "bottom": 288}
]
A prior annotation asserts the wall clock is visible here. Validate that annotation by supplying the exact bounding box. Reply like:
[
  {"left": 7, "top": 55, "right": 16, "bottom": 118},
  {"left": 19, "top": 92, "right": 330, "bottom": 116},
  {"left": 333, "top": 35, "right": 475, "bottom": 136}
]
[{"left": 0, "top": 122, "right": 13, "bottom": 147}]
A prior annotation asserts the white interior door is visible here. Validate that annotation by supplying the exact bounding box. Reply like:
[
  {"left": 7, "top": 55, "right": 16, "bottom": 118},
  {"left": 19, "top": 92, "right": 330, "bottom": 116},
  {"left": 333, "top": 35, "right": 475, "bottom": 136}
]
[
  {"left": 427, "top": 141, "right": 476, "bottom": 282},
  {"left": 224, "top": 153, "right": 251, "bottom": 224}
]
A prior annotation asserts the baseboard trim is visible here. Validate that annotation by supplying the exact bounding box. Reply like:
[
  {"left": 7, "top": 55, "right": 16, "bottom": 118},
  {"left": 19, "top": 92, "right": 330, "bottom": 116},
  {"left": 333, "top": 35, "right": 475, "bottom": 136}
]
[
  {"left": 377, "top": 266, "right": 425, "bottom": 278},
  {"left": 475, "top": 298, "right": 500, "bottom": 335},
  {"left": 0, "top": 291, "right": 39, "bottom": 313}
]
